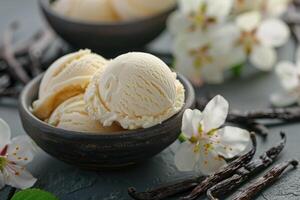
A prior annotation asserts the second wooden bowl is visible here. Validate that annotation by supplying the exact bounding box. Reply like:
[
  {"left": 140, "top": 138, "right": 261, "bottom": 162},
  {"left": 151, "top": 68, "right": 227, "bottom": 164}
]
[{"left": 39, "top": 0, "right": 175, "bottom": 55}]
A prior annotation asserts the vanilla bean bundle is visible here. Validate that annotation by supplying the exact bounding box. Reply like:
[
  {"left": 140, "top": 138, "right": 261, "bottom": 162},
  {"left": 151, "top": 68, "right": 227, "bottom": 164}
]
[
  {"left": 207, "top": 132, "right": 286, "bottom": 200},
  {"left": 0, "top": 21, "right": 67, "bottom": 99},
  {"left": 128, "top": 133, "right": 294, "bottom": 200},
  {"left": 232, "top": 160, "right": 298, "bottom": 200}
]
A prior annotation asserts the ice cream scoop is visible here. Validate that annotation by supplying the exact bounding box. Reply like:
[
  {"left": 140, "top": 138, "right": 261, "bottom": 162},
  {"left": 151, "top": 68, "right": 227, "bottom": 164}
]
[
  {"left": 52, "top": 0, "right": 119, "bottom": 23},
  {"left": 48, "top": 94, "right": 122, "bottom": 133},
  {"left": 111, "top": 0, "right": 176, "bottom": 21},
  {"left": 85, "top": 52, "right": 185, "bottom": 130},
  {"left": 33, "top": 49, "right": 107, "bottom": 120}
]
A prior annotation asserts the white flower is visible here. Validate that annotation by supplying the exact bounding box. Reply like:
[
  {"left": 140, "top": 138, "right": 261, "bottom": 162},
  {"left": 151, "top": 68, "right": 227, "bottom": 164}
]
[
  {"left": 168, "top": 0, "right": 233, "bottom": 35},
  {"left": 0, "top": 119, "right": 36, "bottom": 190},
  {"left": 173, "top": 25, "right": 245, "bottom": 84},
  {"left": 229, "top": 11, "right": 290, "bottom": 71},
  {"left": 174, "top": 95, "right": 250, "bottom": 175},
  {"left": 233, "top": 0, "right": 290, "bottom": 17},
  {"left": 271, "top": 47, "right": 300, "bottom": 107}
]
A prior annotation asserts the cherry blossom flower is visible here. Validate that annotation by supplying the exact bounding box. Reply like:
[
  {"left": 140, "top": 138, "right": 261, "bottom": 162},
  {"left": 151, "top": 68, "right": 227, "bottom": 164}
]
[
  {"left": 0, "top": 119, "right": 36, "bottom": 190},
  {"left": 173, "top": 25, "right": 244, "bottom": 84},
  {"left": 228, "top": 11, "right": 290, "bottom": 71},
  {"left": 168, "top": 0, "right": 233, "bottom": 35},
  {"left": 174, "top": 95, "right": 250, "bottom": 175},
  {"left": 271, "top": 47, "right": 300, "bottom": 107}
]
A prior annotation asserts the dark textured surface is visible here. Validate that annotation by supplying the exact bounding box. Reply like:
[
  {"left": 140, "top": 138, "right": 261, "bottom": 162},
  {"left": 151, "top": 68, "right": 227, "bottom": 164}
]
[
  {"left": 18, "top": 74, "right": 195, "bottom": 169},
  {"left": 0, "top": 1, "right": 300, "bottom": 200}
]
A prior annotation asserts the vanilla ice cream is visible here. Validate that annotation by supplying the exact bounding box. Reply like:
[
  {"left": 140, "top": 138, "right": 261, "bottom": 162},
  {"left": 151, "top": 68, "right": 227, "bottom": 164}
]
[
  {"left": 48, "top": 94, "right": 122, "bottom": 133},
  {"left": 111, "top": 0, "right": 176, "bottom": 21},
  {"left": 33, "top": 49, "right": 107, "bottom": 120},
  {"left": 85, "top": 52, "right": 185, "bottom": 130},
  {"left": 52, "top": 0, "right": 119, "bottom": 23}
]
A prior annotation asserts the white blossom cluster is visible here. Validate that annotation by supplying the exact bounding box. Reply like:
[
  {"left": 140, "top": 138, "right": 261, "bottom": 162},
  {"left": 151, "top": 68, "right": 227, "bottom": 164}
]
[{"left": 168, "top": 0, "right": 291, "bottom": 84}]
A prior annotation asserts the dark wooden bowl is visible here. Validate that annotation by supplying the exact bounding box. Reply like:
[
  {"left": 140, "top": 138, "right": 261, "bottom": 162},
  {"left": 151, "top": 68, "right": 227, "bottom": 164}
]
[
  {"left": 18, "top": 74, "right": 195, "bottom": 169},
  {"left": 39, "top": 0, "right": 175, "bottom": 55}
]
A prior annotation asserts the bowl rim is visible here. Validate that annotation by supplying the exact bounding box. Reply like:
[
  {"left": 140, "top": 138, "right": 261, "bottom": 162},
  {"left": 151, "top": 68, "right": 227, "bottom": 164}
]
[
  {"left": 19, "top": 73, "right": 195, "bottom": 140},
  {"left": 39, "top": 0, "right": 176, "bottom": 27}
]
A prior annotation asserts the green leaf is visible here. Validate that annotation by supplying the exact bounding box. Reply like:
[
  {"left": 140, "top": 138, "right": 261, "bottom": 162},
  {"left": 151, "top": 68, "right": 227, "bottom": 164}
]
[
  {"left": 231, "top": 63, "right": 244, "bottom": 77},
  {"left": 12, "top": 188, "right": 59, "bottom": 200}
]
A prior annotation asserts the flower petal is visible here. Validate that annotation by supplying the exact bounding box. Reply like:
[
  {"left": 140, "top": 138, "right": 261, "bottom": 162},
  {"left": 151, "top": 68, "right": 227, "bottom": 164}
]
[
  {"left": 236, "top": 11, "right": 261, "bottom": 32},
  {"left": 182, "top": 109, "right": 203, "bottom": 137},
  {"left": 270, "top": 92, "right": 297, "bottom": 107},
  {"left": 0, "top": 119, "right": 11, "bottom": 151},
  {"left": 173, "top": 31, "right": 210, "bottom": 83},
  {"left": 7, "top": 136, "right": 35, "bottom": 166},
  {"left": 210, "top": 24, "right": 241, "bottom": 57},
  {"left": 174, "top": 142, "right": 199, "bottom": 172},
  {"left": 214, "top": 126, "right": 250, "bottom": 158},
  {"left": 206, "top": 0, "right": 233, "bottom": 21},
  {"left": 250, "top": 45, "right": 276, "bottom": 71},
  {"left": 4, "top": 164, "right": 36, "bottom": 189},
  {"left": 256, "top": 18, "right": 290, "bottom": 47},
  {"left": 167, "top": 11, "right": 191, "bottom": 35},
  {"left": 202, "top": 95, "right": 229, "bottom": 132},
  {"left": 197, "top": 141, "right": 227, "bottom": 175},
  {"left": 275, "top": 61, "right": 299, "bottom": 91}
]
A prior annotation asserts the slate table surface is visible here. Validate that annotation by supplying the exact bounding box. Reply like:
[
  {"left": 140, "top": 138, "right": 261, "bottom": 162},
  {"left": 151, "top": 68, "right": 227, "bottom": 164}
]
[{"left": 1, "top": 1, "right": 300, "bottom": 200}]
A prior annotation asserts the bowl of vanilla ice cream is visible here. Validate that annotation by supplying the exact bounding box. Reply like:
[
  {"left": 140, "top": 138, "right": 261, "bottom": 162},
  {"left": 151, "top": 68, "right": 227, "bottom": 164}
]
[
  {"left": 19, "top": 50, "right": 195, "bottom": 169},
  {"left": 39, "top": 0, "right": 176, "bottom": 54}
]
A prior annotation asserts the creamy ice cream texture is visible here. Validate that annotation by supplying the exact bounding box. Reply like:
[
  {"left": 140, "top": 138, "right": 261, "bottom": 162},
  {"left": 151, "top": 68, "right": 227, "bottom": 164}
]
[
  {"left": 85, "top": 52, "right": 185, "bottom": 130},
  {"left": 52, "top": 0, "right": 119, "bottom": 22},
  {"left": 52, "top": 0, "right": 176, "bottom": 22},
  {"left": 111, "top": 0, "right": 176, "bottom": 21},
  {"left": 32, "top": 49, "right": 107, "bottom": 120},
  {"left": 48, "top": 94, "right": 122, "bottom": 133}
]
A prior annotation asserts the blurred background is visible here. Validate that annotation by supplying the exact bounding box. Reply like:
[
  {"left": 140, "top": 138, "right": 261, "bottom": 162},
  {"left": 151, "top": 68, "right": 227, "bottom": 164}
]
[{"left": 1, "top": 0, "right": 300, "bottom": 102}]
